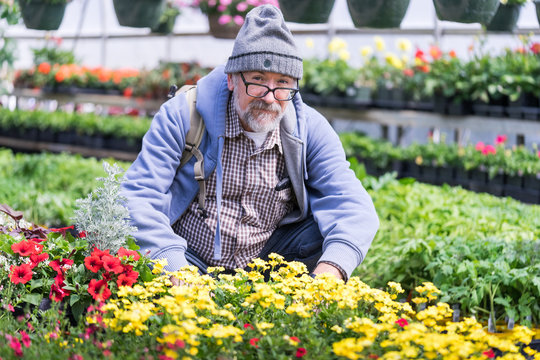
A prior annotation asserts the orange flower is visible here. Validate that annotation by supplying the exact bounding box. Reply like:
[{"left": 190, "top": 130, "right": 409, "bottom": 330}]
[
  {"left": 449, "top": 50, "right": 457, "bottom": 58},
  {"left": 37, "top": 62, "right": 51, "bottom": 75},
  {"left": 429, "top": 45, "right": 442, "bottom": 60}
]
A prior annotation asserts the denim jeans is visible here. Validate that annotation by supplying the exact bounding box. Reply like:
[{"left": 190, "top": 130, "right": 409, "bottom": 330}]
[{"left": 185, "top": 215, "right": 323, "bottom": 274}]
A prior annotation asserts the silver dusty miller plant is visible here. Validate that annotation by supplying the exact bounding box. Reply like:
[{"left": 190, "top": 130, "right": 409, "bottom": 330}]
[{"left": 71, "top": 162, "right": 136, "bottom": 254}]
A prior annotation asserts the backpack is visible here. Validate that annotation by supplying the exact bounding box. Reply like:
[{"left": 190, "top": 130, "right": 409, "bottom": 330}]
[{"left": 169, "top": 84, "right": 207, "bottom": 218}]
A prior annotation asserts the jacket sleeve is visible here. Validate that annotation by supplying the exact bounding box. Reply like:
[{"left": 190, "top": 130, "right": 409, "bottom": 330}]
[
  {"left": 120, "top": 95, "right": 191, "bottom": 272},
  {"left": 303, "top": 105, "right": 379, "bottom": 280}
]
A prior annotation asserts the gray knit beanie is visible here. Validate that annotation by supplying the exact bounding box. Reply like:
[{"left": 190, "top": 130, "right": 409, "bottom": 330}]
[{"left": 224, "top": 5, "right": 303, "bottom": 79}]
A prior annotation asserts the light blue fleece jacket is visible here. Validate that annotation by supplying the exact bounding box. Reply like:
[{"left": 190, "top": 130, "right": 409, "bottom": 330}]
[{"left": 121, "top": 65, "right": 379, "bottom": 279}]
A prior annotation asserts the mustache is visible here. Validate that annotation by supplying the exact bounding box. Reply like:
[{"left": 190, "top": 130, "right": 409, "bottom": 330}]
[{"left": 247, "top": 99, "right": 282, "bottom": 113}]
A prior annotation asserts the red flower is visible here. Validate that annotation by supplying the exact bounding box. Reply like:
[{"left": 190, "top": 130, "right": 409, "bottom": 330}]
[
  {"left": 117, "top": 247, "right": 140, "bottom": 261},
  {"left": 9, "top": 337, "right": 23, "bottom": 357},
  {"left": 123, "top": 87, "right": 133, "bottom": 98},
  {"left": 495, "top": 135, "right": 507, "bottom": 145},
  {"left": 117, "top": 270, "right": 139, "bottom": 287},
  {"left": 91, "top": 248, "right": 111, "bottom": 260},
  {"left": 37, "top": 62, "right": 51, "bottom": 75},
  {"left": 368, "top": 355, "right": 379, "bottom": 359},
  {"left": 296, "top": 348, "right": 307, "bottom": 358},
  {"left": 9, "top": 264, "right": 33, "bottom": 284},
  {"left": 84, "top": 255, "right": 103, "bottom": 273},
  {"left": 249, "top": 337, "right": 259, "bottom": 348},
  {"left": 482, "top": 145, "right": 496, "bottom": 155},
  {"left": 11, "top": 240, "right": 42, "bottom": 257},
  {"left": 88, "top": 279, "right": 111, "bottom": 302},
  {"left": 20, "top": 331, "right": 31, "bottom": 348},
  {"left": 102, "top": 255, "right": 123, "bottom": 274},
  {"left": 403, "top": 68, "right": 414, "bottom": 77},
  {"left": 50, "top": 283, "right": 70, "bottom": 302},
  {"left": 530, "top": 42, "right": 540, "bottom": 54},
  {"left": 49, "top": 258, "right": 74, "bottom": 274},
  {"left": 79, "top": 231, "right": 87, "bottom": 238},
  {"left": 449, "top": 50, "right": 457, "bottom": 58},
  {"left": 49, "top": 225, "right": 74, "bottom": 236},
  {"left": 290, "top": 336, "right": 300, "bottom": 344},
  {"left": 29, "top": 252, "right": 49, "bottom": 268},
  {"left": 244, "top": 323, "right": 254, "bottom": 330},
  {"left": 475, "top": 141, "right": 485, "bottom": 151},
  {"left": 483, "top": 349, "right": 495, "bottom": 358},
  {"left": 54, "top": 272, "right": 65, "bottom": 286},
  {"left": 395, "top": 318, "right": 409, "bottom": 327}
]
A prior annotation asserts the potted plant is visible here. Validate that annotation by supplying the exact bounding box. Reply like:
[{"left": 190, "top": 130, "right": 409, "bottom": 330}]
[
  {"left": 487, "top": 0, "right": 528, "bottom": 32},
  {"left": 346, "top": 0, "right": 411, "bottom": 28},
  {"left": 112, "top": 0, "right": 166, "bottom": 28},
  {"left": 151, "top": 0, "right": 181, "bottom": 34},
  {"left": 17, "top": 0, "right": 70, "bottom": 31},
  {"left": 193, "top": 0, "right": 279, "bottom": 39},
  {"left": 278, "top": 0, "right": 335, "bottom": 24},
  {"left": 433, "top": 0, "right": 500, "bottom": 24}
]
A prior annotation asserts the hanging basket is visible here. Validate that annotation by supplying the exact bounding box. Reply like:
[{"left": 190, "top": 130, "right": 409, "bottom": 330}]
[
  {"left": 113, "top": 0, "right": 166, "bottom": 28},
  {"left": 17, "top": 0, "right": 67, "bottom": 31},
  {"left": 278, "top": 0, "right": 335, "bottom": 24},
  {"left": 535, "top": 0, "right": 540, "bottom": 25},
  {"left": 346, "top": 0, "right": 410, "bottom": 28},
  {"left": 151, "top": 14, "right": 178, "bottom": 34},
  {"left": 433, "top": 0, "right": 500, "bottom": 24},
  {"left": 486, "top": 4, "right": 521, "bottom": 32},
  {"left": 207, "top": 14, "right": 242, "bottom": 39}
]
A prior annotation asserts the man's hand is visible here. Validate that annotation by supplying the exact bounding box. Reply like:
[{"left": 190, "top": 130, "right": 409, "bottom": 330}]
[{"left": 311, "top": 262, "right": 344, "bottom": 280}]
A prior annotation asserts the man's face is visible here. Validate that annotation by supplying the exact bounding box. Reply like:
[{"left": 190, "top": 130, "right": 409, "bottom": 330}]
[{"left": 227, "top": 71, "right": 296, "bottom": 133}]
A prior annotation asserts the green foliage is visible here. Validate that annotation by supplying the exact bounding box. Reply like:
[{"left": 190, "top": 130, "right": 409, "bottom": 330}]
[
  {"left": 31, "top": 45, "right": 77, "bottom": 65},
  {"left": 0, "top": 149, "right": 130, "bottom": 227},
  {"left": 72, "top": 162, "right": 137, "bottom": 253},
  {"left": 354, "top": 170, "right": 540, "bottom": 325},
  {"left": 340, "top": 132, "right": 540, "bottom": 178}
]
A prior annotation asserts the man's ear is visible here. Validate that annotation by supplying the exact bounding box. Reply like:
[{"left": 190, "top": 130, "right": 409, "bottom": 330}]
[{"left": 227, "top": 73, "right": 234, "bottom": 91}]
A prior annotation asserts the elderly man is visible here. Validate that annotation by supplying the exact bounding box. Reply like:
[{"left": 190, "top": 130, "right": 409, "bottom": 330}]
[{"left": 121, "top": 4, "right": 379, "bottom": 281}]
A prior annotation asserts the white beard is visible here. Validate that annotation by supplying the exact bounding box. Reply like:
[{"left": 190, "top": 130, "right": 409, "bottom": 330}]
[{"left": 233, "top": 88, "right": 285, "bottom": 133}]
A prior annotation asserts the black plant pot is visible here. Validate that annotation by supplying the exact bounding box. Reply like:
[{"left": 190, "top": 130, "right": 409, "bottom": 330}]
[
  {"left": 113, "top": 0, "right": 166, "bottom": 28},
  {"left": 438, "top": 166, "right": 456, "bottom": 186},
  {"left": 18, "top": 0, "right": 67, "bottom": 30},
  {"left": 347, "top": 0, "right": 410, "bottom": 28},
  {"left": 421, "top": 165, "right": 438, "bottom": 184},
  {"left": 151, "top": 14, "right": 177, "bottom": 34},
  {"left": 486, "top": 4, "right": 521, "bottom": 32},
  {"left": 433, "top": 0, "right": 500, "bottom": 25},
  {"left": 535, "top": 0, "right": 540, "bottom": 25},
  {"left": 278, "top": 0, "right": 335, "bottom": 24}
]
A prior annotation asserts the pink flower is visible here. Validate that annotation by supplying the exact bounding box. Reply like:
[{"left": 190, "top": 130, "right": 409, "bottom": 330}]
[
  {"left": 233, "top": 15, "right": 244, "bottom": 25},
  {"left": 537, "top": 150, "right": 540, "bottom": 159},
  {"left": 218, "top": 14, "right": 232, "bottom": 24},
  {"left": 20, "top": 331, "right": 31, "bottom": 348},
  {"left": 217, "top": 4, "right": 227, "bottom": 11},
  {"left": 495, "top": 135, "right": 507, "bottom": 145},
  {"left": 249, "top": 337, "right": 259, "bottom": 348},
  {"left": 236, "top": 2, "right": 248, "bottom": 12},
  {"left": 482, "top": 145, "right": 496, "bottom": 155},
  {"left": 220, "top": 0, "right": 232, "bottom": 5},
  {"left": 475, "top": 141, "right": 485, "bottom": 151}
]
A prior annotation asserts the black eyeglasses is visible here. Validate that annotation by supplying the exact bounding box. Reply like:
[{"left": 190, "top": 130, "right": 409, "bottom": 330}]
[{"left": 239, "top": 73, "right": 299, "bottom": 101}]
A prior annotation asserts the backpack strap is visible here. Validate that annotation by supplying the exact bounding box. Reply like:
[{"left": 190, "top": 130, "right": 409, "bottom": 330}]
[{"left": 176, "top": 84, "right": 207, "bottom": 218}]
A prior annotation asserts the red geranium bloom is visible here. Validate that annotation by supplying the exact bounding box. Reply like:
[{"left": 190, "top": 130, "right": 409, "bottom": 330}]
[
  {"left": 88, "top": 279, "right": 111, "bottom": 302},
  {"left": 49, "top": 225, "right": 74, "bottom": 236},
  {"left": 531, "top": 42, "right": 540, "bottom": 54},
  {"left": 9, "top": 264, "right": 33, "bottom": 284},
  {"left": 50, "top": 283, "right": 70, "bottom": 302},
  {"left": 483, "top": 349, "right": 495, "bottom": 358},
  {"left": 296, "top": 348, "right": 307, "bottom": 358},
  {"left": 117, "top": 270, "right": 139, "bottom": 287},
  {"left": 9, "top": 337, "right": 23, "bottom": 357},
  {"left": 78, "top": 231, "right": 87, "bottom": 238},
  {"left": 102, "top": 255, "right": 123, "bottom": 274},
  {"left": 11, "top": 240, "right": 42, "bottom": 257},
  {"left": 395, "top": 318, "right": 408, "bottom": 327},
  {"left": 249, "top": 338, "right": 259, "bottom": 348},
  {"left": 50, "top": 258, "right": 74, "bottom": 274},
  {"left": 495, "top": 135, "right": 507, "bottom": 145},
  {"left": 482, "top": 145, "right": 496, "bottom": 155},
  {"left": 244, "top": 323, "right": 254, "bottom": 330},
  {"left": 29, "top": 252, "right": 49, "bottom": 268},
  {"left": 91, "top": 248, "right": 111, "bottom": 260},
  {"left": 84, "top": 255, "right": 103, "bottom": 273},
  {"left": 117, "top": 247, "right": 140, "bottom": 261},
  {"left": 54, "top": 272, "right": 65, "bottom": 286}
]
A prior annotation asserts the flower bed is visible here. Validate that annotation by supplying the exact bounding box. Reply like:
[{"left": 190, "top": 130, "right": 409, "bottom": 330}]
[
  {"left": 340, "top": 132, "right": 540, "bottom": 203},
  {"left": 0, "top": 201, "right": 538, "bottom": 359}
]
